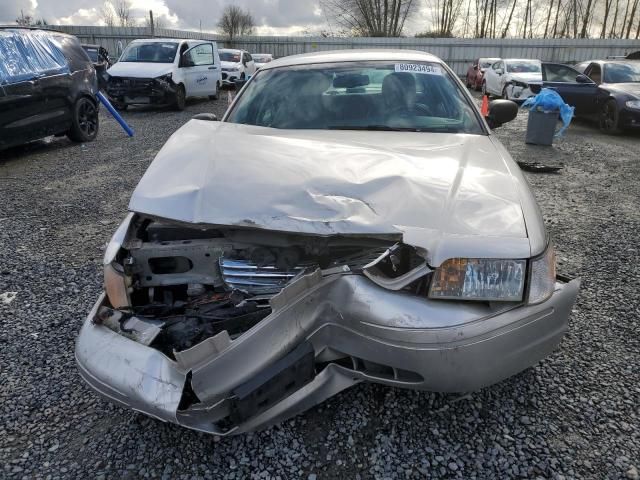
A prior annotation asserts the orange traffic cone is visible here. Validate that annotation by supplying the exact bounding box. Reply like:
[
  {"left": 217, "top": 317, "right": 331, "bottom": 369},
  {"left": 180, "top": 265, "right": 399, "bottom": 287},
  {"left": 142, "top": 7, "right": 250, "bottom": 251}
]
[{"left": 480, "top": 95, "right": 489, "bottom": 117}]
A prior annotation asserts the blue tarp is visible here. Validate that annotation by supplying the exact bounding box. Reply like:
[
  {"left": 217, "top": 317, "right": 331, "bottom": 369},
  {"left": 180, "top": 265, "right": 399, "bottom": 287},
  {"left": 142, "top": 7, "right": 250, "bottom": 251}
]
[
  {"left": 522, "top": 88, "right": 575, "bottom": 137},
  {"left": 0, "top": 29, "right": 69, "bottom": 86}
]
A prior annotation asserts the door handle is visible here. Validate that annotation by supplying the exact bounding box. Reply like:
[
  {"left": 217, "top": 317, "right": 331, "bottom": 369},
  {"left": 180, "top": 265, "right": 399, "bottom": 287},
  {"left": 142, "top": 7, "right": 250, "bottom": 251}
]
[{"left": 208, "top": 66, "right": 217, "bottom": 70}]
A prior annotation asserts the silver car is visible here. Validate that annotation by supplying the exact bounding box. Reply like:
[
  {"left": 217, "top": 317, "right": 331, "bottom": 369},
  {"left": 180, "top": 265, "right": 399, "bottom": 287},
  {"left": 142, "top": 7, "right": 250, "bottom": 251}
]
[{"left": 76, "top": 50, "right": 580, "bottom": 435}]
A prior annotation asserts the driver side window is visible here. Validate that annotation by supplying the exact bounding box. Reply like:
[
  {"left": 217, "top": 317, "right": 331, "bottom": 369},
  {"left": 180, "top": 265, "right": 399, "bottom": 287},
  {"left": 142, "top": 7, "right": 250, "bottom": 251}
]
[
  {"left": 544, "top": 64, "right": 581, "bottom": 82},
  {"left": 184, "top": 44, "right": 214, "bottom": 66}
]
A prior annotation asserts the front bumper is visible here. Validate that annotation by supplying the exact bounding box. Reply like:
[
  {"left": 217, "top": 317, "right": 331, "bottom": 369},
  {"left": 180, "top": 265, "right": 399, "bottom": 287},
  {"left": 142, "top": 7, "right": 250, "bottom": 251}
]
[
  {"left": 76, "top": 273, "right": 579, "bottom": 435},
  {"left": 105, "top": 77, "right": 177, "bottom": 105},
  {"left": 221, "top": 72, "right": 240, "bottom": 85}
]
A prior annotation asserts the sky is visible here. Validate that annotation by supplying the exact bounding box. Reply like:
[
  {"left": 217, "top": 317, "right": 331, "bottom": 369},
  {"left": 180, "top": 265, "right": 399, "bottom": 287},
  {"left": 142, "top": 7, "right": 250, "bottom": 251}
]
[{"left": 1, "top": 0, "right": 431, "bottom": 36}]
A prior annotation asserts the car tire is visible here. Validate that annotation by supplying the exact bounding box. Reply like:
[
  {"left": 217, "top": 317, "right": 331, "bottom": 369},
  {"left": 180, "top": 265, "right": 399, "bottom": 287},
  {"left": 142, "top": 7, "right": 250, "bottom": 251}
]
[
  {"left": 67, "top": 96, "right": 99, "bottom": 143},
  {"left": 481, "top": 81, "right": 489, "bottom": 97},
  {"left": 465, "top": 76, "right": 472, "bottom": 88},
  {"left": 235, "top": 73, "right": 246, "bottom": 90},
  {"left": 173, "top": 84, "right": 186, "bottom": 111},
  {"left": 209, "top": 82, "right": 219, "bottom": 101},
  {"left": 600, "top": 99, "right": 621, "bottom": 134},
  {"left": 501, "top": 85, "right": 510, "bottom": 100}
]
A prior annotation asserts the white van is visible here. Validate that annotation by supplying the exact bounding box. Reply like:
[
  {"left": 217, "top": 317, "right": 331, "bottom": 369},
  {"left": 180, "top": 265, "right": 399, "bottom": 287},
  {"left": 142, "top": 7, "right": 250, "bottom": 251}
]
[{"left": 106, "top": 38, "right": 222, "bottom": 110}]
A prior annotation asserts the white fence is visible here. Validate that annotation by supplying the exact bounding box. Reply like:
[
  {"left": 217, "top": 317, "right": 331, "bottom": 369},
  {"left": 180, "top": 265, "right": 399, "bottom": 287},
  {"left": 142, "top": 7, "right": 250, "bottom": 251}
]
[{"left": 53, "top": 26, "right": 640, "bottom": 75}]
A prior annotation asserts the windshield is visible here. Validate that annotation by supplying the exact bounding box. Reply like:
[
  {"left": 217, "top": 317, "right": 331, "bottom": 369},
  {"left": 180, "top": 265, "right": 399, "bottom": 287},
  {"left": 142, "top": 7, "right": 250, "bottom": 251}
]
[
  {"left": 120, "top": 42, "right": 178, "bottom": 63},
  {"left": 506, "top": 61, "right": 541, "bottom": 73},
  {"left": 221, "top": 51, "right": 241, "bottom": 62},
  {"left": 479, "top": 59, "right": 496, "bottom": 68},
  {"left": 253, "top": 55, "right": 271, "bottom": 63},
  {"left": 604, "top": 62, "right": 640, "bottom": 83},
  {"left": 225, "top": 61, "right": 484, "bottom": 134}
]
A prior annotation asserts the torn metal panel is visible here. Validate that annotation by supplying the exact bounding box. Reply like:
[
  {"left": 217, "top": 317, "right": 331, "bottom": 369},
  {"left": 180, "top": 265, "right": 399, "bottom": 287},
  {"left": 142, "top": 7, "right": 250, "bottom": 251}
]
[{"left": 128, "top": 121, "right": 539, "bottom": 265}]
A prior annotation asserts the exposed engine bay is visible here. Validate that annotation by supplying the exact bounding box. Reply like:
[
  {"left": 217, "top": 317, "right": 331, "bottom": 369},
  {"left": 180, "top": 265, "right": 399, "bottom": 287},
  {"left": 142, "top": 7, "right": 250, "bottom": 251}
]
[{"left": 100, "top": 215, "right": 430, "bottom": 362}]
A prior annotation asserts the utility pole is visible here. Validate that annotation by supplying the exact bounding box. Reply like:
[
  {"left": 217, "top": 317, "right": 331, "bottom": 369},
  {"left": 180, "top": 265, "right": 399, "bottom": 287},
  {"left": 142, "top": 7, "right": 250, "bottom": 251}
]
[{"left": 149, "top": 10, "right": 155, "bottom": 37}]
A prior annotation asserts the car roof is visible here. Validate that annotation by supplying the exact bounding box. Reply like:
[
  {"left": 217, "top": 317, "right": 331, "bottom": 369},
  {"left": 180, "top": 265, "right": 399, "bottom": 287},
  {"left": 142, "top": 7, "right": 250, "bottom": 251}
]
[
  {"left": 260, "top": 49, "right": 443, "bottom": 71},
  {"left": 502, "top": 58, "right": 541, "bottom": 62},
  {"left": 220, "top": 48, "right": 244, "bottom": 52},
  {"left": 0, "top": 26, "right": 72, "bottom": 38},
  {"left": 129, "top": 38, "right": 189, "bottom": 43}
]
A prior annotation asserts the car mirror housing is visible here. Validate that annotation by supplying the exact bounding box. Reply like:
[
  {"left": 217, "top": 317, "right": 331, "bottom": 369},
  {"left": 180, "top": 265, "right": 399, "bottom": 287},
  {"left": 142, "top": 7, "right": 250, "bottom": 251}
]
[
  {"left": 486, "top": 99, "right": 518, "bottom": 128},
  {"left": 496, "top": 68, "right": 504, "bottom": 75},
  {"left": 576, "top": 74, "right": 591, "bottom": 84}
]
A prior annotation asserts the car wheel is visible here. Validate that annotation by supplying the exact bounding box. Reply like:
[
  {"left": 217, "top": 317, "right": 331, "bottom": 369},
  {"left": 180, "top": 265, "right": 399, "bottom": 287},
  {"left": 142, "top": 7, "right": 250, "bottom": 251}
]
[
  {"left": 209, "top": 82, "right": 219, "bottom": 101},
  {"left": 235, "top": 73, "right": 246, "bottom": 90},
  {"left": 173, "top": 84, "right": 186, "bottom": 111},
  {"left": 465, "top": 76, "right": 472, "bottom": 88},
  {"left": 600, "top": 99, "right": 621, "bottom": 134},
  {"left": 481, "top": 81, "right": 489, "bottom": 97},
  {"left": 67, "top": 96, "right": 99, "bottom": 143},
  {"left": 501, "top": 85, "right": 510, "bottom": 100}
]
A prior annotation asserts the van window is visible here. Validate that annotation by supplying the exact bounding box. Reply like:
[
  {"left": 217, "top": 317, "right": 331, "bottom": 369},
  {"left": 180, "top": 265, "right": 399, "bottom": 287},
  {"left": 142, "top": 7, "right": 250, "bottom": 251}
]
[{"left": 185, "top": 44, "right": 214, "bottom": 66}]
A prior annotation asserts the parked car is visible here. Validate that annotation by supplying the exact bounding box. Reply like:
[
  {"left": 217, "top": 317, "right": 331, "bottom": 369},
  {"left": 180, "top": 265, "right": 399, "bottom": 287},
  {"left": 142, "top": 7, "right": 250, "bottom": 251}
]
[
  {"left": 105, "top": 39, "right": 222, "bottom": 111},
  {"left": 466, "top": 57, "right": 499, "bottom": 91},
  {"left": 482, "top": 58, "right": 542, "bottom": 101},
  {"left": 252, "top": 53, "right": 274, "bottom": 69},
  {"left": 76, "top": 49, "right": 579, "bottom": 436},
  {"left": 0, "top": 28, "right": 99, "bottom": 150},
  {"left": 539, "top": 60, "right": 640, "bottom": 133},
  {"left": 220, "top": 48, "right": 256, "bottom": 86}
]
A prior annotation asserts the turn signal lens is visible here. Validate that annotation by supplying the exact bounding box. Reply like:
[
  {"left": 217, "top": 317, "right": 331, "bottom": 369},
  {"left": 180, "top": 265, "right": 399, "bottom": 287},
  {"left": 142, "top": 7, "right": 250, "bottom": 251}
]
[
  {"left": 527, "top": 245, "right": 556, "bottom": 305},
  {"left": 429, "top": 258, "right": 525, "bottom": 301}
]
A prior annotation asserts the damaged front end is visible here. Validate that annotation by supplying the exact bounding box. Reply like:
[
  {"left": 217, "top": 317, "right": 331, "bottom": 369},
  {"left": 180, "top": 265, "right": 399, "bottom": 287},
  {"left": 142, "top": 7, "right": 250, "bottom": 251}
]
[
  {"left": 76, "top": 213, "right": 579, "bottom": 435},
  {"left": 105, "top": 74, "right": 178, "bottom": 107}
]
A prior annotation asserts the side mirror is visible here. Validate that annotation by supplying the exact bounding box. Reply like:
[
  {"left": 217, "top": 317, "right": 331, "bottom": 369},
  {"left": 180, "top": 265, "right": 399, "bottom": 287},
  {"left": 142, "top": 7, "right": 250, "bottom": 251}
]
[
  {"left": 473, "top": 65, "right": 478, "bottom": 71},
  {"left": 486, "top": 99, "right": 518, "bottom": 128},
  {"left": 496, "top": 68, "right": 504, "bottom": 75},
  {"left": 576, "top": 74, "right": 591, "bottom": 83}
]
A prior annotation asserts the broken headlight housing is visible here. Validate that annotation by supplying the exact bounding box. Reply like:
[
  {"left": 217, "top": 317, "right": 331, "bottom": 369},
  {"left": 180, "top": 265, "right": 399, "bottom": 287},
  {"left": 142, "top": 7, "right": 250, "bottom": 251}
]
[
  {"left": 103, "top": 214, "right": 133, "bottom": 309},
  {"left": 526, "top": 244, "right": 556, "bottom": 305},
  {"left": 429, "top": 258, "right": 525, "bottom": 301}
]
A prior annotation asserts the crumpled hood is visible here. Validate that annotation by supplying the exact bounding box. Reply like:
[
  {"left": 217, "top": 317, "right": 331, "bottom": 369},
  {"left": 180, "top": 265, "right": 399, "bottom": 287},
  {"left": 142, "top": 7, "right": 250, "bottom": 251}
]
[
  {"left": 107, "top": 62, "right": 173, "bottom": 79},
  {"left": 509, "top": 72, "right": 542, "bottom": 83},
  {"left": 129, "top": 122, "right": 541, "bottom": 265}
]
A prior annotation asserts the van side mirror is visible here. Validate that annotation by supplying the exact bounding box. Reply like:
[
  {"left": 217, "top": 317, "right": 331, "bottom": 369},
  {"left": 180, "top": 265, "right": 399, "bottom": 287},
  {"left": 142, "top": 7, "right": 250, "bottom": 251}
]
[
  {"left": 486, "top": 99, "right": 518, "bottom": 128},
  {"left": 576, "top": 74, "right": 591, "bottom": 83},
  {"left": 495, "top": 68, "right": 504, "bottom": 75}
]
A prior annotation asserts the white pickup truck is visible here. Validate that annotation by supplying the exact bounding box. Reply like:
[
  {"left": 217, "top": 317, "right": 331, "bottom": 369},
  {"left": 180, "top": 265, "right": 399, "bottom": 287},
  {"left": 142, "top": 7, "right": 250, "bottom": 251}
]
[{"left": 106, "top": 38, "right": 222, "bottom": 110}]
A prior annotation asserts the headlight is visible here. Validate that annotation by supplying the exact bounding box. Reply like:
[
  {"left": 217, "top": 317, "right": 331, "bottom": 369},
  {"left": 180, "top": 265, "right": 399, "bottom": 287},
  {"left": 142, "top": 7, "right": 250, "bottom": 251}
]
[
  {"left": 527, "top": 244, "right": 556, "bottom": 305},
  {"left": 429, "top": 258, "right": 525, "bottom": 301},
  {"left": 155, "top": 73, "right": 172, "bottom": 82},
  {"left": 625, "top": 100, "right": 640, "bottom": 109}
]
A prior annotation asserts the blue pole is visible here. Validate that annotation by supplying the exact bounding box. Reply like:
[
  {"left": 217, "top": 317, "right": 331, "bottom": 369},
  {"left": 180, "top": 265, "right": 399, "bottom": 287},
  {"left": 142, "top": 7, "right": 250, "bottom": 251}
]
[{"left": 96, "top": 91, "right": 134, "bottom": 137}]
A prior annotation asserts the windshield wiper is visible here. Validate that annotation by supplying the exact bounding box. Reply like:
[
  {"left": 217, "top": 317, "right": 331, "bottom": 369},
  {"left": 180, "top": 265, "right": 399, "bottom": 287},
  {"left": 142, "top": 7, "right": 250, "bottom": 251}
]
[
  {"left": 328, "top": 125, "right": 418, "bottom": 131},
  {"left": 328, "top": 125, "right": 461, "bottom": 133}
]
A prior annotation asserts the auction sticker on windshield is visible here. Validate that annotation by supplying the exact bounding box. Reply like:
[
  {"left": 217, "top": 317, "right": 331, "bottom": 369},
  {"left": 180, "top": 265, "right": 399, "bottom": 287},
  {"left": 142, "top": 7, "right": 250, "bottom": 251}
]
[{"left": 395, "top": 63, "right": 442, "bottom": 75}]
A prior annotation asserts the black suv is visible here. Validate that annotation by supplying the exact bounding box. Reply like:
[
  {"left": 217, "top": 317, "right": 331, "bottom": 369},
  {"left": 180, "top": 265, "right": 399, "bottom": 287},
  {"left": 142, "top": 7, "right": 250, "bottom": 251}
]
[{"left": 0, "top": 28, "right": 99, "bottom": 150}]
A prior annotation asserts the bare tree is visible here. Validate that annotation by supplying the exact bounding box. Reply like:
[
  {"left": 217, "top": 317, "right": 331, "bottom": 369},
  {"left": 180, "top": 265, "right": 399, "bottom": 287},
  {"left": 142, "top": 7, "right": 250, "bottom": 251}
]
[
  {"left": 100, "top": 1, "right": 116, "bottom": 27},
  {"left": 218, "top": 5, "right": 255, "bottom": 42},
  {"left": 321, "top": 0, "right": 417, "bottom": 37},
  {"left": 115, "top": 0, "right": 134, "bottom": 27},
  {"left": 427, "top": 0, "right": 465, "bottom": 36}
]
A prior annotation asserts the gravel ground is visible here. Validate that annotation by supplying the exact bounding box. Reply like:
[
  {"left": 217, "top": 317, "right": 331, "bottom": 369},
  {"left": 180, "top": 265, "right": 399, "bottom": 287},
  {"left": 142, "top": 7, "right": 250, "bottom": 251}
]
[{"left": 1, "top": 92, "right": 638, "bottom": 480}]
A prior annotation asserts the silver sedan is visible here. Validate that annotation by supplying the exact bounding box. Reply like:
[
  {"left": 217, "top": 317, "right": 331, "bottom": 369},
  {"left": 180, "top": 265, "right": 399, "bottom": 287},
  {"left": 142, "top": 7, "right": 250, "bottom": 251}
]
[{"left": 76, "top": 49, "right": 580, "bottom": 435}]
